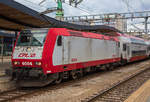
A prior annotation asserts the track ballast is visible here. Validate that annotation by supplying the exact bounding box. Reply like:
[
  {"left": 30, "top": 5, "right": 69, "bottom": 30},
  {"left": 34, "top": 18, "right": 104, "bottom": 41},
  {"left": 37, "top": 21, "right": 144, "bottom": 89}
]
[{"left": 82, "top": 67, "right": 150, "bottom": 102}]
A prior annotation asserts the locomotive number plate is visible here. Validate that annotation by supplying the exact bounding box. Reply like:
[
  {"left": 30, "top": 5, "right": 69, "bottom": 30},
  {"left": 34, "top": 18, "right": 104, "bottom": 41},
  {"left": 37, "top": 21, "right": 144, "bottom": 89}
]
[{"left": 22, "top": 62, "right": 32, "bottom": 66}]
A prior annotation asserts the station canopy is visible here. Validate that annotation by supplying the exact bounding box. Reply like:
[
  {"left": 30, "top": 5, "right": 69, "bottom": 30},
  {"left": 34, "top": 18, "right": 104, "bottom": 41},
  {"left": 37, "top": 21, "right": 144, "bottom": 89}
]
[
  {"left": 0, "top": 0, "right": 122, "bottom": 35},
  {"left": 0, "top": 0, "right": 51, "bottom": 31}
]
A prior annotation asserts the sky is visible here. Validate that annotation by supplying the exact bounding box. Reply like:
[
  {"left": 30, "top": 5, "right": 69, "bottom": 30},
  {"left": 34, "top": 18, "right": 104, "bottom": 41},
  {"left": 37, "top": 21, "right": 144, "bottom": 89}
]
[{"left": 15, "top": 0, "right": 150, "bottom": 16}]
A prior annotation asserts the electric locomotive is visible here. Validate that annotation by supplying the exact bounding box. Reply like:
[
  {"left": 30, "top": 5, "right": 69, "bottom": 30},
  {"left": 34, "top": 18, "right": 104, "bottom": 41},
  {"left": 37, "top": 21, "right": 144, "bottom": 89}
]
[
  {"left": 9, "top": 28, "right": 122, "bottom": 87},
  {"left": 8, "top": 27, "right": 149, "bottom": 87}
]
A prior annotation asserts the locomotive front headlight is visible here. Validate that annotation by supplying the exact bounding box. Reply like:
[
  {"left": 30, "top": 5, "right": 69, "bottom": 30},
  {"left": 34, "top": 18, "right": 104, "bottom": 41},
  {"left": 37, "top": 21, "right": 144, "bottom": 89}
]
[
  {"left": 35, "top": 62, "right": 42, "bottom": 66},
  {"left": 13, "top": 61, "right": 20, "bottom": 65}
]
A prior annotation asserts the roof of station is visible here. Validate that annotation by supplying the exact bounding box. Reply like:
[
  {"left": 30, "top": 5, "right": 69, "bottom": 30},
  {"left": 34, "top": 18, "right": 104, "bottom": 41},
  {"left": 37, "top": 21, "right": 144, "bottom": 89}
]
[
  {"left": 0, "top": 32, "right": 15, "bottom": 37},
  {"left": 0, "top": 0, "right": 51, "bottom": 31},
  {"left": 0, "top": 0, "right": 122, "bottom": 35}
]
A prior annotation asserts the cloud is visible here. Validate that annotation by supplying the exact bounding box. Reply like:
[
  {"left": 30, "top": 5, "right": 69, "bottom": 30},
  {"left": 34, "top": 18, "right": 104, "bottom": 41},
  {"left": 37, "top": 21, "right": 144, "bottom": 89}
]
[{"left": 14, "top": 0, "right": 46, "bottom": 12}]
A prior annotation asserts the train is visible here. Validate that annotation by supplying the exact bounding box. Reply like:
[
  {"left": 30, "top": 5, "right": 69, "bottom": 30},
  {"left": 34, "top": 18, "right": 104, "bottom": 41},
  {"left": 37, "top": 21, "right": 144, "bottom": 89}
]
[{"left": 7, "top": 27, "right": 150, "bottom": 87}]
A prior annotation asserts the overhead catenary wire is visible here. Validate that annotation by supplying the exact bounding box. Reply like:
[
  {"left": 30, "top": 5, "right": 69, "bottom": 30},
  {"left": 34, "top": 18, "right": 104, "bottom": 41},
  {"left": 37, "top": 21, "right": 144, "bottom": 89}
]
[
  {"left": 121, "top": 0, "right": 135, "bottom": 12},
  {"left": 28, "top": 0, "right": 91, "bottom": 15},
  {"left": 121, "top": 0, "right": 143, "bottom": 32},
  {"left": 62, "top": 2, "right": 91, "bottom": 15},
  {"left": 140, "top": 0, "right": 146, "bottom": 10},
  {"left": 78, "top": 3, "right": 95, "bottom": 14},
  {"left": 23, "top": 0, "right": 48, "bottom": 9},
  {"left": 39, "top": 0, "right": 47, "bottom": 5},
  {"left": 39, "top": 0, "right": 92, "bottom": 15}
]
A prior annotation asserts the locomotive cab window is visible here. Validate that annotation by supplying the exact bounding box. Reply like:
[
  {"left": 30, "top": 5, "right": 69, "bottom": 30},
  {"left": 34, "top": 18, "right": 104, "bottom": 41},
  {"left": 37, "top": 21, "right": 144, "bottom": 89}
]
[
  {"left": 16, "top": 29, "right": 48, "bottom": 46},
  {"left": 57, "top": 36, "right": 62, "bottom": 46},
  {"left": 20, "top": 34, "right": 31, "bottom": 45}
]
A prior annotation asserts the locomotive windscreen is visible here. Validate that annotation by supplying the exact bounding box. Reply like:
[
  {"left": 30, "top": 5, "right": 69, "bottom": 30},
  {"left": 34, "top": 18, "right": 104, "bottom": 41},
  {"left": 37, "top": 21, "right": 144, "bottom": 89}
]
[{"left": 16, "top": 29, "right": 48, "bottom": 46}]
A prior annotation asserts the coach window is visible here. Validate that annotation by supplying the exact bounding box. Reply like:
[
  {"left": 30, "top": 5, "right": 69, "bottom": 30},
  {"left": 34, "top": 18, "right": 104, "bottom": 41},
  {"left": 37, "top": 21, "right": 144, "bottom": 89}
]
[
  {"left": 57, "top": 36, "right": 62, "bottom": 46},
  {"left": 123, "top": 44, "right": 126, "bottom": 51}
]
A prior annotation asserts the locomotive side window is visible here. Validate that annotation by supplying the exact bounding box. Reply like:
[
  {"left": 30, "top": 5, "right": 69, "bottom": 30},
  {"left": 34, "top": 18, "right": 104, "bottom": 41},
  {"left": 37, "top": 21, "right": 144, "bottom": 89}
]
[
  {"left": 57, "top": 36, "right": 62, "bottom": 46},
  {"left": 123, "top": 44, "right": 126, "bottom": 51}
]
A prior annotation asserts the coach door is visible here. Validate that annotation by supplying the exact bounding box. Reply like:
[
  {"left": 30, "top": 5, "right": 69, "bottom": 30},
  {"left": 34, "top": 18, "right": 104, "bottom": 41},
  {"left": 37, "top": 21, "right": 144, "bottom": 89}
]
[
  {"left": 123, "top": 44, "right": 128, "bottom": 59},
  {"left": 123, "top": 43, "right": 130, "bottom": 59}
]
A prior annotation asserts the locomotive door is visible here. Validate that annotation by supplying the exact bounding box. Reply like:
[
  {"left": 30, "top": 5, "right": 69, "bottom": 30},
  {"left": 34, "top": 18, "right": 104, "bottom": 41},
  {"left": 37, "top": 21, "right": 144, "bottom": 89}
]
[
  {"left": 126, "top": 45, "right": 130, "bottom": 60},
  {"left": 63, "top": 37, "right": 69, "bottom": 64}
]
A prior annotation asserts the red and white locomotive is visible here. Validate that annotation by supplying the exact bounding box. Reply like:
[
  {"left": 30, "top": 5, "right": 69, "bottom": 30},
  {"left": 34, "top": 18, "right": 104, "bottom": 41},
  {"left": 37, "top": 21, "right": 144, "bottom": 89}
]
[{"left": 10, "top": 27, "right": 149, "bottom": 87}]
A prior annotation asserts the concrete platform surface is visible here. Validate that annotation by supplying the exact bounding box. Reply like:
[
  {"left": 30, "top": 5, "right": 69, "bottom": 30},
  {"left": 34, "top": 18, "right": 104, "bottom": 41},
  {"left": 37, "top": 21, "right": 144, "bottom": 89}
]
[
  {"left": 0, "top": 60, "right": 16, "bottom": 92},
  {"left": 124, "top": 79, "right": 150, "bottom": 102},
  {"left": 0, "top": 76, "right": 16, "bottom": 92},
  {"left": 0, "top": 62, "right": 11, "bottom": 77}
]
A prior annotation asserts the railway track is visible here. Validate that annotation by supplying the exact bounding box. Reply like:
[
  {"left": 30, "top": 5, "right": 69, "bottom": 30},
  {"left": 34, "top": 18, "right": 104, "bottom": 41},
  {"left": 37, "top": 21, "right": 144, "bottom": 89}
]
[
  {"left": 0, "top": 88, "right": 38, "bottom": 102},
  {"left": 0, "top": 80, "right": 77, "bottom": 102},
  {"left": 82, "top": 67, "right": 150, "bottom": 102}
]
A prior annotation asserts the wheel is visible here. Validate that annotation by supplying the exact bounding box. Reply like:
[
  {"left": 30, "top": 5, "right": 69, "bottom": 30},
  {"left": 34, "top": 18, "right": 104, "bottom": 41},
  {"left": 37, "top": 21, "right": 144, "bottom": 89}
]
[
  {"left": 71, "top": 70, "right": 78, "bottom": 80},
  {"left": 54, "top": 78, "right": 62, "bottom": 84},
  {"left": 78, "top": 69, "right": 83, "bottom": 77},
  {"left": 109, "top": 64, "right": 114, "bottom": 71},
  {"left": 54, "top": 73, "right": 63, "bottom": 84},
  {"left": 106, "top": 64, "right": 114, "bottom": 71},
  {"left": 83, "top": 67, "right": 91, "bottom": 74},
  {"left": 91, "top": 67, "right": 97, "bottom": 72},
  {"left": 105, "top": 64, "right": 110, "bottom": 71}
]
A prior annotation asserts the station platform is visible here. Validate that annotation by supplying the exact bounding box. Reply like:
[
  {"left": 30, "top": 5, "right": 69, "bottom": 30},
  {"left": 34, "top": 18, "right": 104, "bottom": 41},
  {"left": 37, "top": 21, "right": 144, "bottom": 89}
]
[
  {"left": 0, "top": 61, "right": 11, "bottom": 77},
  {"left": 0, "top": 58, "right": 11, "bottom": 79},
  {"left": 124, "top": 79, "right": 150, "bottom": 102},
  {"left": 0, "top": 59, "right": 16, "bottom": 92}
]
